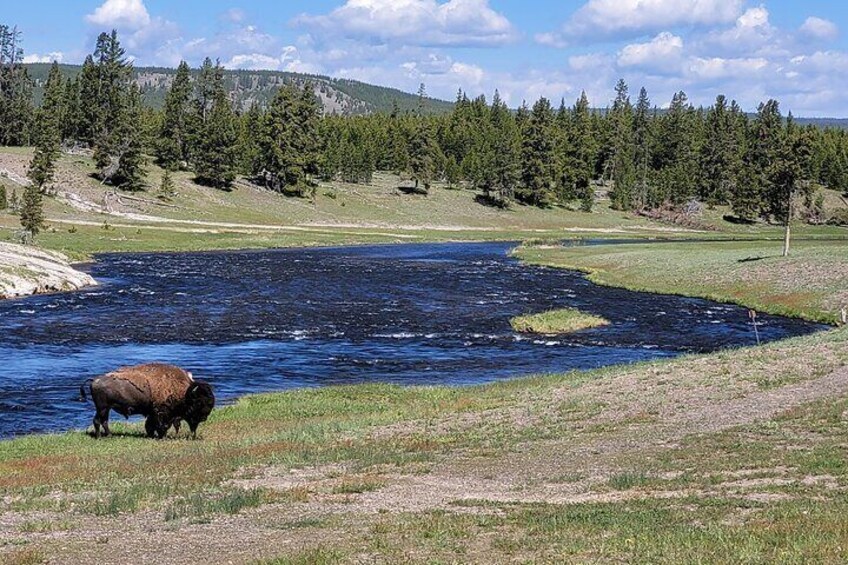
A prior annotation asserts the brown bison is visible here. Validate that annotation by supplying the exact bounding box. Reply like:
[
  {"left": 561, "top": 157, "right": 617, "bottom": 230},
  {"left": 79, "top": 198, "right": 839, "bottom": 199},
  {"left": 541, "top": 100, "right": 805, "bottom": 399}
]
[{"left": 80, "top": 363, "right": 215, "bottom": 439}]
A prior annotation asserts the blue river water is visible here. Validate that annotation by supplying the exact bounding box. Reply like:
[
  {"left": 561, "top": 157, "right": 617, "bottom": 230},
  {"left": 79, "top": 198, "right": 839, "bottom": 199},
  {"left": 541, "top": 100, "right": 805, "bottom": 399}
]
[{"left": 0, "top": 241, "right": 827, "bottom": 437}]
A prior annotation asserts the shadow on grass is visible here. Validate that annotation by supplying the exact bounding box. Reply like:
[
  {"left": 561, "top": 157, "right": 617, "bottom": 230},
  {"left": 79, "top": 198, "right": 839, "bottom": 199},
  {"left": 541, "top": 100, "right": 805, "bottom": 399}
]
[
  {"left": 738, "top": 255, "right": 773, "bottom": 263},
  {"left": 474, "top": 194, "right": 511, "bottom": 209},
  {"left": 396, "top": 185, "right": 428, "bottom": 196},
  {"left": 723, "top": 214, "right": 758, "bottom": 225}
]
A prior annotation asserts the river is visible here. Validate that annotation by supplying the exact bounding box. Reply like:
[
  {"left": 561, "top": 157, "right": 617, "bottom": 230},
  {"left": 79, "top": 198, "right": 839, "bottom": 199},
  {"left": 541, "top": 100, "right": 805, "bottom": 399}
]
[{"left": 0, "top": 241, "right": 827, "bottom": 437}]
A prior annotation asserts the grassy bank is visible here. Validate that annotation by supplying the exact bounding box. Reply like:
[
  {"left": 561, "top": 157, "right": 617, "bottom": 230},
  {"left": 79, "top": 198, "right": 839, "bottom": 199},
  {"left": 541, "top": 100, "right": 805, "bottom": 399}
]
[
  {"left": 510, "top": 307, "right": 609, "bottom": 334},
  {"left": 514, "top": 239, "right": 848, "bottom": 324},
  {"left": 0, "top": 237, "right": 847, "bottom": 563}
]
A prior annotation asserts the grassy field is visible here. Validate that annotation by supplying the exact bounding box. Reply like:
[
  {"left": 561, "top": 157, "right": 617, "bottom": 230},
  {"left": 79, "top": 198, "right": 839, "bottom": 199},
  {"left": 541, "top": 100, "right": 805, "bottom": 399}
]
[
  {"left": 0, "top": 237, "right": 846, "bottom": 563},
  {"left": 510, "top": 307, "right": 609, "bottom": 334},
  {"left": 2, "top": 146, "right": 846, "bottom": 261},
  {"left": 515, "top": 239, "right": 848, "bottom": 324}
]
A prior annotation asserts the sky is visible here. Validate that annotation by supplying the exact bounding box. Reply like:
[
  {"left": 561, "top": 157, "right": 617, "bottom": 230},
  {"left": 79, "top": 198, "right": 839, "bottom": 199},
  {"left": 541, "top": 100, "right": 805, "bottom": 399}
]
[{"left": 7, "top": 0, "right": 848, "bottom": 116}]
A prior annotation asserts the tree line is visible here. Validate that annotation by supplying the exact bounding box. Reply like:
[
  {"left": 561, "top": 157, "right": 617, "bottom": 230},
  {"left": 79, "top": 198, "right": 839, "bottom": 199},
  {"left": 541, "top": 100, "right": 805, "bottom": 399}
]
[{"left": 2, "top": 27, "right": 847, "bottom": 241}]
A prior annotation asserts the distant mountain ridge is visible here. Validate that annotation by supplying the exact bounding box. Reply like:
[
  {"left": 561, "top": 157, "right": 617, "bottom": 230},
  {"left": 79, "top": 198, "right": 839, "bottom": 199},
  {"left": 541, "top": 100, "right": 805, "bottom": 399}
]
[
  {"left": 24, "top": 63, "right": 848, "bottom": 127},
  {"left": 25, "top": 63, "right": 454, "bottom": 116}
]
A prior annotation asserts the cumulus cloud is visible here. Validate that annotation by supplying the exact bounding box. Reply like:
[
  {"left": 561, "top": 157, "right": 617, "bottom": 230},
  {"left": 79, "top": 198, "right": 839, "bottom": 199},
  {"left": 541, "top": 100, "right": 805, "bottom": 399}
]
[
  {"left": 618, "top": 32, "right": 684, "bottom": 74},
  {"left": 86, "top": 0, "right": 151, "bottom": 29},
  {"left": 223, "top": 46, "right": 322, "bottom": 74},
  {"left": 294, "top": 0, "right": 517, "bottom": 47},
  {"left": 799, "top": 16, "right": 838, "bottom": 41},
  {"left": 22, "top": 52, "right": 65, "bottom": 64},
  {"left": 686, "top": 56, "right": 769, "bottom": 80},
  {"left": 701, "top": 6, "right": 776, "bottom": 56},
  {"left": 541, "top": 0, "right": 743, "bottom": 45}
]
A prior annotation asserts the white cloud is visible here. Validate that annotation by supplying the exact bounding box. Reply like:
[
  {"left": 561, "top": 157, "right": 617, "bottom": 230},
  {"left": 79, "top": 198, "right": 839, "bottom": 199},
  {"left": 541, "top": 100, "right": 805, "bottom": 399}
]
[
  {"left": 686, "top": 56, "right": 768, "bottom": 80},
  {"left": 543, "top": 0, "right": 742, "bottom": 44},
  {"left": 85, "top": 0, "right": 151, "bottom": 29},
  {"left": 618, "top": 32, "right": 684, "bottom": 74},
  {"left": 703, "top": 6, "right": 775, "bottom": 55},
  {"left": 223, "top": 8, "right": 246, "bottom": 24},
  {"left": 294, "top": 0, "right": 517, "bottom": 47},
  {"left": 22, "top": 52, "right": 65, "bottom": 64},
  {"left": 799, "top": 16, "right": 838, "bottom": 41},
  {"left": 223, "top": 46, "right": 323, "bottom": 74}
]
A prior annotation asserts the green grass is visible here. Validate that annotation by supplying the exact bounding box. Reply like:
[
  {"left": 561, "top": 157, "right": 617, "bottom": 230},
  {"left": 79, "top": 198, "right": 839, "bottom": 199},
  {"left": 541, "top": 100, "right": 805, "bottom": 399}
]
[
  {"left": 0, "top": 169, "right": 846, "bottom": 563},
  {"left": 510, "top": 307, "right": 610, "bottom": 334},
  {"left": 515, "top": 239, "right": 848, "bottom": 324}
]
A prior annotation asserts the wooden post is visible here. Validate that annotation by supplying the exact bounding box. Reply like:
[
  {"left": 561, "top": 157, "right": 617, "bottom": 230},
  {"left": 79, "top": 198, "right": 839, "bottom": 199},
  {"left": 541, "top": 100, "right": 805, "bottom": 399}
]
[{"left": 782, "top": 197, "right": 792, "bottom": 257}]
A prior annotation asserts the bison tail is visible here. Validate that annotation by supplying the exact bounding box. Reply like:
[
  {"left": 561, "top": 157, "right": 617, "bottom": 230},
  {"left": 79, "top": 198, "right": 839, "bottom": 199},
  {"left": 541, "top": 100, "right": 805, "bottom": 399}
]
[{"left": 79, "top": 378, "right": 94, "bottom": 402}]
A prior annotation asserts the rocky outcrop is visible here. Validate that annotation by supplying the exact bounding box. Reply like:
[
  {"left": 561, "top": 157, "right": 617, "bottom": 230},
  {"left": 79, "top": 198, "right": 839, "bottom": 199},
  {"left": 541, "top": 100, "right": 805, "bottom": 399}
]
[{"left": 0, "top": 242, "right": 97, "bottom": 299}]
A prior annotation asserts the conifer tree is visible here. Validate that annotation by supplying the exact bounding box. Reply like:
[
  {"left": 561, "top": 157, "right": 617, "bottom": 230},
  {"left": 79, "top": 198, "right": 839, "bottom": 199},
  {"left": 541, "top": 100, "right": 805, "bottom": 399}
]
[
  {"left": 519, "top": 97, "right": 556, "bottom": 207},
  {"left": 158, "top": 168, "right": 176, "bottom": 200},
  {"left": 27, "top": 62, "right": 63, "bottom": 192},
  {"left": 62, "top": 76, "right": 82, "bottom": 143},
  {"left": 0, "top": 25, "right": 33, "bottom": 146},
  {"left": 77, "top": 55, "right": 100, "bottom": 145},
  {"left": 607, "top": 79, "right": 635, "bottom": 209},
  {"left": 157, "top": 61, "right": 193, "bottom": 168},
  {"left": 561, "top": 91, "right": 596, "bottom": 211},
  {"left": 632, "top": 87, "right": 651, "bottom": 210},
  {"left": 19, "top": 183, "right": 44, "bottom": 238},
  {"left": 699, "top": 95, "right": 740, "bottom": 206},
  {"left": 194, "top": 67, "right": 238, "bottom": 190},
  {"left": 89, "top": 31, "right": 146, "bottom": 190},
  {"left": 409, "top": 84, "right": 436, "bottom": 193},
  {"left": 257, "top": 83, "right": 320, "bottom": 196},
  {"left": 484, "top": 90, "right": 520, "bottom": 206}
]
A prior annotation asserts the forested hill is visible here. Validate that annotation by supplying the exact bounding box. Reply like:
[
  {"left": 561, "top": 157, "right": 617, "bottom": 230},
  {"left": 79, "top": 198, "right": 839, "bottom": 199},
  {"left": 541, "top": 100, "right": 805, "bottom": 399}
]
[{"left": 25, "top": 63, "right": 454, "bottom": 116}]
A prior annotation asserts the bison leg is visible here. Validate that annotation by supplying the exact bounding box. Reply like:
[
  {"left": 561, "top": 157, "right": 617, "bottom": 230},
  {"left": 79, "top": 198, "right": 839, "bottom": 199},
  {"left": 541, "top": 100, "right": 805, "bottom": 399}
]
[
  {"left": 93, "top": 407, "right": 111, "bottom": 439},
  {"left": 173, "top": 419, "right": 182, "bottom": 437},
  {"left": 144, "top": 415, "right": 157, "bottom": 438}
]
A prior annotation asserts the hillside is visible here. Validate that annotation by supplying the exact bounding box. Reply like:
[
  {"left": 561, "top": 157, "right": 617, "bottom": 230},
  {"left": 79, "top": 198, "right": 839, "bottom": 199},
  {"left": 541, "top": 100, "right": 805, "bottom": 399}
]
[{"left": 25, "top": 63, "right": 455, "bottom": 116}]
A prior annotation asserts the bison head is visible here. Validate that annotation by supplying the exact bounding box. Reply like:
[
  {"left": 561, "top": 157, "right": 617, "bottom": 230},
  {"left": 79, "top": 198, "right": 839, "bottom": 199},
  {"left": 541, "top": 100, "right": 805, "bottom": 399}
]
[{"left": 184, "top": 380, "right": 215, "bottom": 436}]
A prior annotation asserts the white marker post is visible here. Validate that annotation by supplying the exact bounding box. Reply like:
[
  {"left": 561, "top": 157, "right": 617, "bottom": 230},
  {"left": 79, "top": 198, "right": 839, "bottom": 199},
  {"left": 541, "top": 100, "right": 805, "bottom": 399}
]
[{"left": 749, "top": 310, "right": 760, "bottom": 346}]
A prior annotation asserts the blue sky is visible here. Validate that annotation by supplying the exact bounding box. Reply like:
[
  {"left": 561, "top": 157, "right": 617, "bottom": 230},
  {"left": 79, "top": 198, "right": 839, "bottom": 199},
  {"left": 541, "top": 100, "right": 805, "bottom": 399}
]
[{"left": 8, "top": 1, "right": 848, "bottom": 116}]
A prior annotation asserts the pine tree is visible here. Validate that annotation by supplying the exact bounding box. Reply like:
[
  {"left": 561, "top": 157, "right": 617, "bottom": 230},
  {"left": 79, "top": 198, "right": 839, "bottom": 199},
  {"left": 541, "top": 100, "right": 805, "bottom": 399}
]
[
  {"left": 19, "top": 183, "right": 44, "bottom": 238},
  {"left": 89, "top": 31, "right": 146, "bottom": 189},
  {"left": 62, "top": 76, "right": 82, "bottom": 143},
  {"left": 157, "top": 61, "right": 193, "bottom": 168},
  {"left": 632, "top": 87, "right": 651, "bottom": 210},
  {"left": 699, "top": 95, "right": 740, "bottom": 206},
  {"left": 77, "top": 55, "right": 100, "bottom": 145},
  {"left": 767, "top": 113, "right": 812, "bottom": 256},
  {"left": 8, "top": 188, "right": 18, "bottom": 213},
  {"left": 409, "top": 84, "right": 436, "bottom": 193},
  {"left": 484, "top": 90, "right": 520, "bottom": 206},
  {"left": 27, "top": 62, "right": 63, "bottom": 192},
  {"left": 257, "top": 83, "right": 320, "bottom": 196},
  {"left": 561, "top": 91, "right": 597, "bottom": 211},
  {"left": 194, "top": 67, "right": 238, "bottom": 190},
  {"left": 0, "top": 25, "right": 33, "bottom": 146},
  {"left": 158, "top": 168, "right": 176, "bottom": 200},
  {"left": 519, "top": 97, "right": 556, "bottom": 207},
  {"left": 607, "top": 79, "right": 635, "bottom": 210}
]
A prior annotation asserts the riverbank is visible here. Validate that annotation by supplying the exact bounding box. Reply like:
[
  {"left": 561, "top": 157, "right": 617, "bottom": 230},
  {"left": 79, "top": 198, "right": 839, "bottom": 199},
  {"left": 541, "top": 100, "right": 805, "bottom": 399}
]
[
  {"left": 0, "top": 242, "right": 96, "bottom": 300},
  {"left": 0, "top": 240, "right": 846, "bottom": 564},
  {"left": 514, "top": 239, "right": 848, "bottom": 325}
]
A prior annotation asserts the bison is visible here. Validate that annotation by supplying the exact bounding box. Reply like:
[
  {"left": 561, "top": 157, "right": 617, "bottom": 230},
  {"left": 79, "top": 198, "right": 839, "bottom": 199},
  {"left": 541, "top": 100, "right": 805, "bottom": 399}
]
[{"left": 80, "top": 363, "right": 215, "bottom": 439}]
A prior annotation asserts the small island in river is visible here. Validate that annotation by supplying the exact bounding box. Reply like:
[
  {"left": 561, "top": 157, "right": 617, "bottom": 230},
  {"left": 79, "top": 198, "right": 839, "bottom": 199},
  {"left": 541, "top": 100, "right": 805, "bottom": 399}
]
[{"left": 510, "top": 307, "right": 610, "bottom": 334}]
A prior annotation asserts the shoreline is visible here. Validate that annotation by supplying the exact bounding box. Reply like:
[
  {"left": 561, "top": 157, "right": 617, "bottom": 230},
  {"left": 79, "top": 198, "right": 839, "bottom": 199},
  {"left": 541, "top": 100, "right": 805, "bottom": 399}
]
[{"left": 0, "top": 242, "right": 98, "bottom": 301}]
